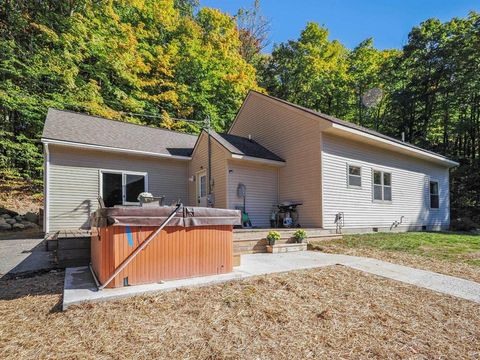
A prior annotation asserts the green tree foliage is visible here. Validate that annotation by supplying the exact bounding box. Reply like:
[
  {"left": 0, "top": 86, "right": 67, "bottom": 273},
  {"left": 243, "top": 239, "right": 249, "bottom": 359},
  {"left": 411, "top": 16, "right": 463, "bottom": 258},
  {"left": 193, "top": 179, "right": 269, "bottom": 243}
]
[
  {"left": 1, "top": 1, "right": 479, "bottom": 221},
  {"left": 261, "top": 23, "right": 351, "bottom": 118},
  {"left": 0, "top": 0, "right": 259, "bottom": 180}
]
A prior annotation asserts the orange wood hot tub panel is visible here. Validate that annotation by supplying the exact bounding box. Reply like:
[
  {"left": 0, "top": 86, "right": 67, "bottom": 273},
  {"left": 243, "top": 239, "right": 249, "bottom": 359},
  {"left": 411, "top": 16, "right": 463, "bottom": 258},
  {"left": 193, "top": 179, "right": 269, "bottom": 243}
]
[{"left": 91, "top": 225, "right": 233, "bottom": 288}]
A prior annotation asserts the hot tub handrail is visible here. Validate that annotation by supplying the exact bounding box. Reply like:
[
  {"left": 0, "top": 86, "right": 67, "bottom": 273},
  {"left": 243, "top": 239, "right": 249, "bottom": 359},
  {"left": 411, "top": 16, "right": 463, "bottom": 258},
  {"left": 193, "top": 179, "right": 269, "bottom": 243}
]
[{"left": 97, "top": 203, "right": 182, "bottom": 290}]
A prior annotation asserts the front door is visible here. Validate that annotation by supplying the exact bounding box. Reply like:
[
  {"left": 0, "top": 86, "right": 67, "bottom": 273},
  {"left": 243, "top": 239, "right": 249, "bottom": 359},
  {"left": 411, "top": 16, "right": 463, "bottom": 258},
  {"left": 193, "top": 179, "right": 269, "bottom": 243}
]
[{"left": 196, "top": 170, "right": 207, "bottom": 207}]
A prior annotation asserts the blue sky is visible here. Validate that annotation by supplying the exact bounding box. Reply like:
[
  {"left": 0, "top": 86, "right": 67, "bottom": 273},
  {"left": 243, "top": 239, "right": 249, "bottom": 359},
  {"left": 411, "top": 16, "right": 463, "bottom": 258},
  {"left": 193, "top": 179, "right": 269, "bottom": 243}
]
[{"left": 201, "top": 0, "right": 479, "bottom": 51}]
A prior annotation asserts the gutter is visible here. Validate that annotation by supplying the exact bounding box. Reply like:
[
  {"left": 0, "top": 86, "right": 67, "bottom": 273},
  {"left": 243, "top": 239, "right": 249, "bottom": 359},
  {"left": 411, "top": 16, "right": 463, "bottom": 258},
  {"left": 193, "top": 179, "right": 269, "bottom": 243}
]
[
  {"left": 329, "top": 123, "right": 459, "bottom": 168},
  {"left": 41, "top": 138, "right": 192, "bottom": 161},
  {"left": 230, "top": 154, "right": 285, "bottom": 166}
]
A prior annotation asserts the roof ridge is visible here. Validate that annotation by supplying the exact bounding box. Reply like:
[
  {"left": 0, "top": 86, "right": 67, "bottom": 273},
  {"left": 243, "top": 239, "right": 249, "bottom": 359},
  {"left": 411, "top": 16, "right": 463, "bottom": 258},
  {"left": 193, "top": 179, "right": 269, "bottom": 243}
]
[{"left": 47, "top": 108, "right": 198, "bottom": 138}]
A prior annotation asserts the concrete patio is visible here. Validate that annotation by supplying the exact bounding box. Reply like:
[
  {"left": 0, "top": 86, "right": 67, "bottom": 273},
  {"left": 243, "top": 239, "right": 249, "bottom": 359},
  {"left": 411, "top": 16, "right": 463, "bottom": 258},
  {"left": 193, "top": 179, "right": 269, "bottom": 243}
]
[{"left": 63, "top": 251, "right": 480, "bottom": 309}]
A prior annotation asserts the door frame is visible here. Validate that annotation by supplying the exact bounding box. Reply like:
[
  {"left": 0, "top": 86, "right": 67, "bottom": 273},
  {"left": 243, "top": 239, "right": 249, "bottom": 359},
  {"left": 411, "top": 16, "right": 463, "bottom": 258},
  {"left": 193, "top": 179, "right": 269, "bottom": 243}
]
[{"left": 99, "top": 169, "right": 148, "bottom": 206}]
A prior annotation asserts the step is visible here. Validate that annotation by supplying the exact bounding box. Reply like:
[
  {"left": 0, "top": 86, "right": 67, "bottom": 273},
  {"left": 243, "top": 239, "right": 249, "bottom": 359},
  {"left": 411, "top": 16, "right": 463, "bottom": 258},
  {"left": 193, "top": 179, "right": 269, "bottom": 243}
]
[
  {"left": 233, "top": 228, "right": 337, "bottom": 241},
  {"left": 233, "top": 254, "right": 241, "bottom": 267},
  {"left": 234, "top": 234, "right": 342, "bottom": 255}
]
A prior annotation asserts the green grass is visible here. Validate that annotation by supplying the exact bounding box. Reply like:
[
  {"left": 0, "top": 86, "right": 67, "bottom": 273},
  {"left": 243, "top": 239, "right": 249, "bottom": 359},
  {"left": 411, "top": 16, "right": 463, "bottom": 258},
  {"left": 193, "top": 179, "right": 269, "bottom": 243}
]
[{"left": 331, "top": 232, "right": 480, "bottom": 266}]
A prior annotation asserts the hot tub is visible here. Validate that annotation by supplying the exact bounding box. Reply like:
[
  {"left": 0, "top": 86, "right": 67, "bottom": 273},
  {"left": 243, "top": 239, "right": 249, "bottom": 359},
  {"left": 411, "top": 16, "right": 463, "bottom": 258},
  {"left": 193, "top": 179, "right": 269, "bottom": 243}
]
[{"left": 90, "top": 206, "right": 241, "bottom": 288}]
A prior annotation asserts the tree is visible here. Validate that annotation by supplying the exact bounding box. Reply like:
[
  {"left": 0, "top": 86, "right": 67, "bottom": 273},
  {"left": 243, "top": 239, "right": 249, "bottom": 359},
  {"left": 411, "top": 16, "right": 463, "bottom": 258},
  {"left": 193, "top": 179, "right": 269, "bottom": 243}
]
[
  {"left": 0, "top": 0, "right": 260, "bottom": 181},
  {"left": 236, "top": 0, "right": 271, "bottom": 63},
  {"left": 261, "top": 22, "right": 351, "bottom": 118}
]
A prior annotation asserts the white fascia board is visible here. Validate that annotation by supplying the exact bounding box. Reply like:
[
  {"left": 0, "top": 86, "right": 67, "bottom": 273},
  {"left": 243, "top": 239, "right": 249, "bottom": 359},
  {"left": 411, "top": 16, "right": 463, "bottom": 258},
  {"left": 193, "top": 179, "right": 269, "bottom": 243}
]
[
  {"left": 231, "top": 153, "right": 285, "bottom": 166},
  {"left": 330, "top": 123, "right": 459, "bottom": 167},
  {"left": 41, "top": 138, "right": 192, "bottom": 161}
]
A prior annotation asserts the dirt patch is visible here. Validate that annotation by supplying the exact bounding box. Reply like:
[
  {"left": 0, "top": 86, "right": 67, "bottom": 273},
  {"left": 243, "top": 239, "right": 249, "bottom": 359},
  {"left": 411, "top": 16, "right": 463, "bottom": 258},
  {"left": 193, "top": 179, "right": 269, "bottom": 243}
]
[
  {"left": 1, "top": 267, "right": 479, "bottom": 359},
  {"left": 311, "top": 242, "right": 480, "bottom": 283},
  {"left": 0, "top": 179, "right": 42, "bottom": 216}
]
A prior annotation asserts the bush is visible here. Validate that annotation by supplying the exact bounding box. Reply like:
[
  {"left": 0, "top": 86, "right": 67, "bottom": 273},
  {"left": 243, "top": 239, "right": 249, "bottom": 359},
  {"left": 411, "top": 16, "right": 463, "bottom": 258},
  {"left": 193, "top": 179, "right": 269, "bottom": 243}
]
[
  {"left": 450, "top": 217, "right": 479, "bottom": 232},
  {"left": 293, "top": 229, "right": 308, "bottom": 243},
  {"left": 266, "top": 231, "right": 281, "bottom": 245}
]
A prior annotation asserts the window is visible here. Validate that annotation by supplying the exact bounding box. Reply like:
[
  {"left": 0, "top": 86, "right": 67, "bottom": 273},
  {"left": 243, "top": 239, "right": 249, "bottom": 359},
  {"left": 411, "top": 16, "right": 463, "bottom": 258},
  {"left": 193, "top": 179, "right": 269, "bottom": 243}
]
[
  {"left": 101, "top": 171, "right": 147, "bottom": 207},
  {"left": 372, "top": 170, "right": 392, "bottom": 202},
  {"left": 430, "top": 181, "right": 439, "bottom": 209},
  {"left": 200, "top": 173, "right": 207, "bottom": 197},
  {"left": 347, "top": 165, "right": 362, "bottom": 188}
]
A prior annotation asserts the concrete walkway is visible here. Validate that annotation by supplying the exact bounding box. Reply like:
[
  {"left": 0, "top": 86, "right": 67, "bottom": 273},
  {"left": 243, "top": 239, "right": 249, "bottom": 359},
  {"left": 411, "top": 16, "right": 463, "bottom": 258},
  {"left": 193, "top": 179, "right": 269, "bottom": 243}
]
[
  {"left": 63, "top": 251, "right": 480, "bottom": 309},
  {"left": 0, "top": 234, "right": 54, "bottom": 277}
]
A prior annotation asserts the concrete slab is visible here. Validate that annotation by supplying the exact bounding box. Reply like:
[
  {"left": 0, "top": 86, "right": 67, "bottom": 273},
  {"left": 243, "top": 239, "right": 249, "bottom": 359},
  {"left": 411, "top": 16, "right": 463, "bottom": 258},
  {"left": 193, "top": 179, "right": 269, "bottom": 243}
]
[
  {"left": 63, "top": 251, "right": 480, "bottom": 309},
  {"left": 0, "top": 235, "right": 55, "bottom": 277}
]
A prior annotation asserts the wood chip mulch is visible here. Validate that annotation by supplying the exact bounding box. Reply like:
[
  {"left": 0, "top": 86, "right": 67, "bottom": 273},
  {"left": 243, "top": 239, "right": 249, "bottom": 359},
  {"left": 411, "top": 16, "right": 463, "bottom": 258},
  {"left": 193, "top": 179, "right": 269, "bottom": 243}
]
[{"left": 1, "top": 266, "right": 479, "bottom": 359}]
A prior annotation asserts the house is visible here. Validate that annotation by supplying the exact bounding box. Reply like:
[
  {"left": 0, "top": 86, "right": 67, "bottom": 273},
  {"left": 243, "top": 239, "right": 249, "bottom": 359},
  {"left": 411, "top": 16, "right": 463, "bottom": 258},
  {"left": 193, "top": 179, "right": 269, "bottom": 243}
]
[{"left": 41, "top": 90, "right": 458, "bottom": 234}]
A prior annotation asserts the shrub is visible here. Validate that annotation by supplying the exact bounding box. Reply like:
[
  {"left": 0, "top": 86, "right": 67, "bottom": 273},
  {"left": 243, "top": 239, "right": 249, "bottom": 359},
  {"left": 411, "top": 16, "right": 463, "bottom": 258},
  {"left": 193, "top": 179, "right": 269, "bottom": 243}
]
[
  {"left": 293, "top": 229, "right": 308, "bottom": 243},
  {"left": 266, "top": 231, "right": 281, "bottom": 245}
]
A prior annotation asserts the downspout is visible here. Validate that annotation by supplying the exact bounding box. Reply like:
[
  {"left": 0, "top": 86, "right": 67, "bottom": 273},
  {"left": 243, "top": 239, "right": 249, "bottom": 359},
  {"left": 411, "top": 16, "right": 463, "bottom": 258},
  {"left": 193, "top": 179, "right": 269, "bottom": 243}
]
[
  {"left": 44, "top": 143, "right": 50, "bottom": 234},
  {"left": 207, "top": 117, "right": 212, "bottom": 206}
]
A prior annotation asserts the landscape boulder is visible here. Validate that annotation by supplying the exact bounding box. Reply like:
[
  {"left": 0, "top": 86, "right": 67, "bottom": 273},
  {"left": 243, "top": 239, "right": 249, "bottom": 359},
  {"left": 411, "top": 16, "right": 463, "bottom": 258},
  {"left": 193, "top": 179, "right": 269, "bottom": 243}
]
[
  {"left": 0, "top": 223, "right": 12, "bottom": 230},
  {"left": 5, "top": 218, "right": 16, "bottom": 225},
  {"left": 14, "top": 215, "right": 23, "bottom": 222},
  {"left": 1, "top": 214, "right": 11, "bottom": 219},
  {"left": 21, "top": 221, "right": 37, "bottom": 229},
  {"left": 12, "top": 223, "right": 25, "bottom": 230},
  {"left": 0, "top": 208, "right": 18, "bottom": 217},
  {"left": 24, "top": 212, "right": 39, "bottom": 224}
]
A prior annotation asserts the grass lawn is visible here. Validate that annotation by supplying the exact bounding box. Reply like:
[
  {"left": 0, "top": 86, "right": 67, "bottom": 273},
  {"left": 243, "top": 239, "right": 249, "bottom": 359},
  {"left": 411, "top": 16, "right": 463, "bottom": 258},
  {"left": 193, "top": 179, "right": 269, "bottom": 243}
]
[
  {"left": 1, "top": 267, "right": 479, "bottom": 359},
  {"left": 311, "top": 232, "right": 480, "bottom": 282}
]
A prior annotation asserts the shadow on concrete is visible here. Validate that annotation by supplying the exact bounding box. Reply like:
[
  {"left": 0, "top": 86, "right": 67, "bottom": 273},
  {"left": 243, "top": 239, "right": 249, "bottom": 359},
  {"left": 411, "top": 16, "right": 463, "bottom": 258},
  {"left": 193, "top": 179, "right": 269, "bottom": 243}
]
[{"left": 0, "top": 235, "right": 55, "bottom": 278}]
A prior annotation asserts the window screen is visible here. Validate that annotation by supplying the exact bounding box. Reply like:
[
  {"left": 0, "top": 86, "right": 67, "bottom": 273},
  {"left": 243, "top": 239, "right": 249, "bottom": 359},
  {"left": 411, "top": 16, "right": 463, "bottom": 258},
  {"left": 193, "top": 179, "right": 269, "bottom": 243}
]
[
  {"left": 430, "top": 181, "right": 439, "bottom": 209},
  {"left": 348, "top": 165, "right": 362, "bottom": 187}
]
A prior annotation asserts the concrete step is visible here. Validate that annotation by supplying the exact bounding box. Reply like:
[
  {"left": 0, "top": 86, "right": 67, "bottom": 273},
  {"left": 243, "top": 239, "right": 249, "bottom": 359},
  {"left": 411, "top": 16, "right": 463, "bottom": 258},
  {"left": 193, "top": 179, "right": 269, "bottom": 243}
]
[
  {"left": 233, "top": 228, "right": 336, "bottom": 241},
  {"left": 233, "top": 232, "right": 342, "bottom": 255}
]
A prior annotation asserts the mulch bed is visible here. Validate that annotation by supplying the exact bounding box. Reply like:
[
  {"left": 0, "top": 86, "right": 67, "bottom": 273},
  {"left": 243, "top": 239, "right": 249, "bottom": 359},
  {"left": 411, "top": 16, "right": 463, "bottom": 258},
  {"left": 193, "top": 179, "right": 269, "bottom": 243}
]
[{"left": 1, "top": 267, "right": 479, "bottom": 359}]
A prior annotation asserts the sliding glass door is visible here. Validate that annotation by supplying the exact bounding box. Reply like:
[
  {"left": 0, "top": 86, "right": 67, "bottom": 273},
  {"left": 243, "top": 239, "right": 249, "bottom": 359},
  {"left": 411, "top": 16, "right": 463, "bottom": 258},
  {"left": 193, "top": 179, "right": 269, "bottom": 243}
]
[{"left": 101, "top": 171, "right": 147, "bottom": 207}]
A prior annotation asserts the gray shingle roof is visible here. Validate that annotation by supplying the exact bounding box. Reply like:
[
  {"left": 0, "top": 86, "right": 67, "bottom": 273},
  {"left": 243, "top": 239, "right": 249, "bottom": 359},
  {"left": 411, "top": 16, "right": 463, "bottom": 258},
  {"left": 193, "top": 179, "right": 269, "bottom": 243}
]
[
  {"left": 42, "top": 109, "right": 197, "bottom": 157},
  {"left": 209, "top": 131, "right": 284, "bottom": 162},
  {"left": 246, "top": 90, "right": 456, "bottom": 164}
]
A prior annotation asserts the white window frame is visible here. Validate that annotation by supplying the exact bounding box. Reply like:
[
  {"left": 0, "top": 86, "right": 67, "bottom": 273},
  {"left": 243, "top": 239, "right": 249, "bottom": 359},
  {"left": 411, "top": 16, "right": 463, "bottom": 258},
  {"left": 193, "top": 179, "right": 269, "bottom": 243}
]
[
  {"left": 99, "top": 169, "right": 148, "bottom": 206},
  {"left": 346, "top": 163, "right": 362, "bottom": 189},
  {"left": 429, "top": 180, "right": 440, "bottom": 209},
  {"left": 372, "top": 169, "right": 392, "bottom": 203}
]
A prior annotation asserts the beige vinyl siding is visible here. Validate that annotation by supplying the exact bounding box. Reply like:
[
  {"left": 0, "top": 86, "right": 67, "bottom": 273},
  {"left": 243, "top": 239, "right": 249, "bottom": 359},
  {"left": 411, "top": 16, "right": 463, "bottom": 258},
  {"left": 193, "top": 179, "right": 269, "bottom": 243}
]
[
  {"left": 321, "top": 133, "right": 450, "bottom": 230},
  {"left": 230, "top": 92, "right": 328, "bottom": 227},
  {"left": 188, "top": 132, "right": 229, "bottom": 208},
  {"left": 48, "top": 145, "right": 189, "bottom": 232},
  {"left": 227, "top": 161, "right": 278, "bottom": 227}
]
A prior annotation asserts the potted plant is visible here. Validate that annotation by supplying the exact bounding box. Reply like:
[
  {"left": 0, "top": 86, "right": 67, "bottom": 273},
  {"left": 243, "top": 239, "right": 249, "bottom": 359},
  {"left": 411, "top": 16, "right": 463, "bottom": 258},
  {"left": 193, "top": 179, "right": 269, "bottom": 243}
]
[
  {"left": 293, "top": 229, "right": 308, "bottom": 243},
  {"left": 266, "top": 231, "right": 281, "bottom": 246}
]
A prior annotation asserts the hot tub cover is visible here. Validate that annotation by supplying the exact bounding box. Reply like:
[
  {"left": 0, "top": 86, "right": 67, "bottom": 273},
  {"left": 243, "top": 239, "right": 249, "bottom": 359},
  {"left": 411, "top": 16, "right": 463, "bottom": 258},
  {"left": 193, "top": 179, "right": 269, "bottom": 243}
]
[{"left": 92, "top": 206, "right": 241, "bottom": 227}]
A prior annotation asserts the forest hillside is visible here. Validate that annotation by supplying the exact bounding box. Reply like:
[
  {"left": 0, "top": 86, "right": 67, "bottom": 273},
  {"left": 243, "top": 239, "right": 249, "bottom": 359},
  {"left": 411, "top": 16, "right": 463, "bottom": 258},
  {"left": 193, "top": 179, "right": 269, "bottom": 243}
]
[{"left": 1, "top": 1, "right": 479, "bottom": 225}]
